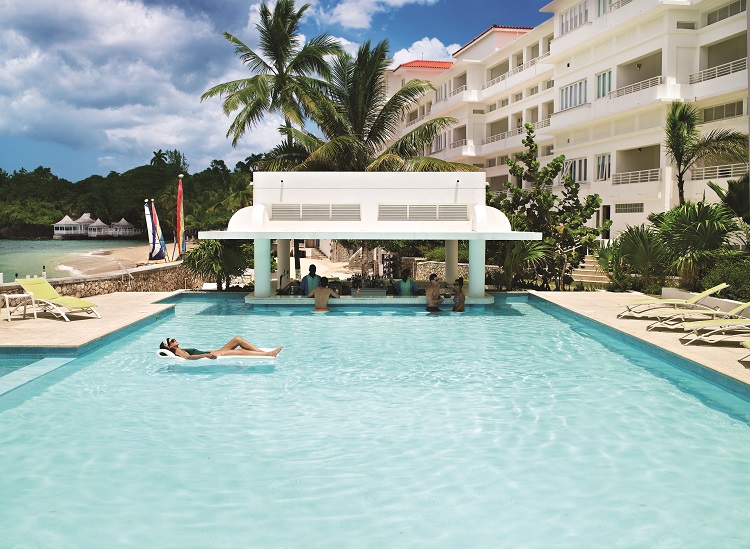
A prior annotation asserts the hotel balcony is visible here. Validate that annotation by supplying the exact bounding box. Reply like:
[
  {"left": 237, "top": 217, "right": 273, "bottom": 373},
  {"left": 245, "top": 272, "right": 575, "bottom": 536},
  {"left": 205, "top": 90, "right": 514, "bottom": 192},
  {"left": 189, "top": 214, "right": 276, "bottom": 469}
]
[
  {"left": 689, "top": 58, "right": 747, "bottom": 101},
  {"left": 480, "top": 52, "right": 552, "bottom": 98},
  {"left": 479, "top": 127, "right": 524, "bottom": 156},
  {"left": 610, "top": 168, "right": 662, "bottom": 200},
  {"left": 689, "top": 163, "right": 748, "bottom": 181}
]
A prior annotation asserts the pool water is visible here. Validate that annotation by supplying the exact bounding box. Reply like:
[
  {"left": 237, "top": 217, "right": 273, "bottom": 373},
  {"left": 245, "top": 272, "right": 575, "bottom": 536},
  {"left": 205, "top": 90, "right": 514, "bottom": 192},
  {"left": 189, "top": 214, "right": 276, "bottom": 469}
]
[{"left": 1, "top": 297, "right": 749, "bottom": 547}]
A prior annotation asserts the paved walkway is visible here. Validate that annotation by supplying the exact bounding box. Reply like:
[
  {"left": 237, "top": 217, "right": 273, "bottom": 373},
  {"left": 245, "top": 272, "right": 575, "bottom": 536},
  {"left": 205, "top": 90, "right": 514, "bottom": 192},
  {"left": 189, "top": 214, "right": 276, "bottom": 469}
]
[
  {"left": 531, "top": 290, "right": 750, "bottom": 387},
  {"left": 2, "top": 289, "right": 748, "bottom": 388},
  {"left": 0, "top": 292, "right": 176, "bottom": 351}
]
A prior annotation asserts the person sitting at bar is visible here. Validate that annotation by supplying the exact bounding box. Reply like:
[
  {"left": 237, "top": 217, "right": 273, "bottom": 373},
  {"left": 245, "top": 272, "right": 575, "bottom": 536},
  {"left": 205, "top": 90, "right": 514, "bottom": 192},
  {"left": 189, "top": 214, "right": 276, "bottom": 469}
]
[
  {"left": 394, "top": 269, "right": 418, "bottom": 297},
  {"left": 299, "top": 264, "right": 321, "bottom": 295}
]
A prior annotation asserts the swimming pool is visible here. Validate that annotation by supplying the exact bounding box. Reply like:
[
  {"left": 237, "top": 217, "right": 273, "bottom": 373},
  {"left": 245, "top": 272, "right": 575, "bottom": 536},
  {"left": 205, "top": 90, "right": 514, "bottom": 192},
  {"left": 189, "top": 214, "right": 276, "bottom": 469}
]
[{"left": 1, "top": 295, "right": 749, "bottom": 547}]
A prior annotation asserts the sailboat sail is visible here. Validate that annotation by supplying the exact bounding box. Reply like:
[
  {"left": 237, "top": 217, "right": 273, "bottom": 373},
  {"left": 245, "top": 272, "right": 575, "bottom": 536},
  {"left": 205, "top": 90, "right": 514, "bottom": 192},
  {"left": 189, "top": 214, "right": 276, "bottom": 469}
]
[
  {"left": 151, "top": 199, "right": 169, "bottom": 261},
  {"left": 176, "top": 176, "right": 185, "bottom": 257},
  {"left": 145, "top": 199, "right": 166, "bottom": 261}
]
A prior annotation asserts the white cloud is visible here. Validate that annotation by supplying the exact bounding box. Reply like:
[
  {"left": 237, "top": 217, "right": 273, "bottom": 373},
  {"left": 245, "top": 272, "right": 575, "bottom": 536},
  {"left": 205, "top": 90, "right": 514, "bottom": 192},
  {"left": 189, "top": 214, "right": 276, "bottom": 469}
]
[
  {"left": 326, "top": 0, "right": 440, "bottom": 30},
  {"left": 0, "top": 0, "right": 284, "bottom": 179},
  {"left": 391, "top": 37, "right": 461, "bottom": 67}
]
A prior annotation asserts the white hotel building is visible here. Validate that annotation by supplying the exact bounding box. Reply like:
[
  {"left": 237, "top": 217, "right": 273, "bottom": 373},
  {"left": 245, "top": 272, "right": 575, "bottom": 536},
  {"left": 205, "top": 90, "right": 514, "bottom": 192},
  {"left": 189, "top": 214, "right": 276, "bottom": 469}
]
[{"left": 386, "top": 0, "right": 748, "bottom": 237}]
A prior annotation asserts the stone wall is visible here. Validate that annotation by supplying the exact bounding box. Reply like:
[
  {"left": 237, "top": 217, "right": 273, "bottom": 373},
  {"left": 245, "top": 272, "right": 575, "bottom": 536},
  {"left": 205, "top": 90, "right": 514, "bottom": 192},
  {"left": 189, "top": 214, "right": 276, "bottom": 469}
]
[
  {"left": 415, "top": 260, "right": 500, "bottom": 283},
  {"left": 0, "top": 262, "right": 205, "bottom": 300}
]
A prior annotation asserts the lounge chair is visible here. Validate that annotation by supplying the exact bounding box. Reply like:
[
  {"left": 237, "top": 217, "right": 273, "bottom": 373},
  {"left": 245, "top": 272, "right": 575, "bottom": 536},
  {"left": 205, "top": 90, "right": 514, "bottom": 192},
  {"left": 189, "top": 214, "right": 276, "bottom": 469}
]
[
  {"left": 645, "top": 300, "right": 750, "bottom": 331},
  {"left": 16, "top": 278, "right": 100, "bottom": 322},
  {"left": 679, "top": 318, "right": 750, "bottom": 346},
  {"left": 740, "top": 341, "right": 750, "bottom": 363},
  {"left": 617, "top": 283, "right": 729, "bottom": 319}
]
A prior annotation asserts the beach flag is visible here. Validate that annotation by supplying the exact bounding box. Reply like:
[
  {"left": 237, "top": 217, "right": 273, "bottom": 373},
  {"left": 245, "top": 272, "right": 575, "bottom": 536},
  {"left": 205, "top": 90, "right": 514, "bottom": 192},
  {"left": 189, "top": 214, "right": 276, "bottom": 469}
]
[
  {"left": 145, "top": 199, "right": 167, "bottom": 261},
  {"left": 176, "top": 175, "right": 185, "bottom": 257}
]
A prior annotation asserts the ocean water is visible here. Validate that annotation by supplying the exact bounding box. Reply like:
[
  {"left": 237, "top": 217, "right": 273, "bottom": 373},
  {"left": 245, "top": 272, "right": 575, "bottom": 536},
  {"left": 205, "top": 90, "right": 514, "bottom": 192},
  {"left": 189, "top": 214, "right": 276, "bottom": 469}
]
[
  {"left": 1, "top": 297, "right": 749, "bottom": 546},
  {"left": 0, "top": 239, "right": 143, "bottom": 282}
]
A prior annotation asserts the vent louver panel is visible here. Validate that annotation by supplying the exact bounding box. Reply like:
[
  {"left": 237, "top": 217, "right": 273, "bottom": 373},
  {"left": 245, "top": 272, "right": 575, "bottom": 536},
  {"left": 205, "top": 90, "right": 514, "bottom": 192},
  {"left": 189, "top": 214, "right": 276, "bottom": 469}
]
[
  {"left": 270, "top": 204, "right": 301, "bottom": 220},
  {"left": 271, "top": 204, "right": 361, "bottom": 221},
  {"left": 378, "top": 204, "right": 469, "bottom": 221}
]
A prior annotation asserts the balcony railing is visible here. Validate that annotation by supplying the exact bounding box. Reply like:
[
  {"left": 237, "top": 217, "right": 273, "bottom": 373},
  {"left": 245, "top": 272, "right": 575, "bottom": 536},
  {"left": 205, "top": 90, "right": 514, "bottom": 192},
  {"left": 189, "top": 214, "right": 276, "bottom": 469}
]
[
  {"left": 689, "top": 58, "right": 747, "bottom": 84},
  {"left": 608, "top": 76, "right": 664, "bottom": 99},
  {"left": 609, "top": 0, "right": 633, "bottom": 12},
  {"left": 613, "top": 168, "right": 661, "bottom": 185},
  {"left": 532, "top": 118, "right": 551, "bottom": 130},
  {"left": 450, "top": 139, "right": 467, "bottom": 149},
  {"left": 690, "top": 163, "right": 748, "bottom": 180},
  {"left": 482, "top": 52, "right": 551, "bottom": 90},
  {"left": 404, "top": 114, "right": 425, "bottom": 128},
  {"left": 482, "top": 127, "right": 523, "bottom": 145},
  {"left": 450, "top": 85, "right": 467, "bottom": 97}
]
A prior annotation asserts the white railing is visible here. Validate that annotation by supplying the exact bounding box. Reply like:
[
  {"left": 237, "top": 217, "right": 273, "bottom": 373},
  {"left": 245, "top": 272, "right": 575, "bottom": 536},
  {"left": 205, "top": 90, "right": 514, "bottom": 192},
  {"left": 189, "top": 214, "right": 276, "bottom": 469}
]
[
  {"left": 482, "top": 127, "right": 523, "bottom": 144},
  {"left": 690, "top": 163, "right": 748, "bottom": 180},
  {"left": 450, "top": 139, "right": 467, "bottom": 149},
  {"left": 532, "top": 118, "right": 551, "bottom": 130},
  {"left": 608, "top": 76, "right": 664, "bottom": 99},
  {"left": 450, "top": 85, "right": 467, "bottom": 97},
  {"left": 405, "top": 114, "right": 425, "bottom": 128},
  {"left": 482, "top": 52, "right": 551, "bottom": 90},
  {"left": 689, "top": 58, "right": 747, "bottom": 84},
  {"left": 609, "top": 0, "right": 633, "bottom": 12},
  {"left": 612, "top": 168, "right": 661, "bottom": 185}
]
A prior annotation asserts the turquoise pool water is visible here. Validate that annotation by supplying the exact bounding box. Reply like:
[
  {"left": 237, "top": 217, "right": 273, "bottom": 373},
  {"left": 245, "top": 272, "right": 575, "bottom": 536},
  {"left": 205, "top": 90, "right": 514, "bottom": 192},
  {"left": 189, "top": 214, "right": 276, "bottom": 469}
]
[{"left": 1, "top": 297, "right": 750, "bottom": 547}]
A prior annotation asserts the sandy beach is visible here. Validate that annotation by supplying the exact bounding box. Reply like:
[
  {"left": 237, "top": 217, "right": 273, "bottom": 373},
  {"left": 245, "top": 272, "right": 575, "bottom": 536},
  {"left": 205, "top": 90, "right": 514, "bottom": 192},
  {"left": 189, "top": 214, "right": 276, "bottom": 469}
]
[{"left": 62, "top": 244, "right": 180, "bottom": 276}]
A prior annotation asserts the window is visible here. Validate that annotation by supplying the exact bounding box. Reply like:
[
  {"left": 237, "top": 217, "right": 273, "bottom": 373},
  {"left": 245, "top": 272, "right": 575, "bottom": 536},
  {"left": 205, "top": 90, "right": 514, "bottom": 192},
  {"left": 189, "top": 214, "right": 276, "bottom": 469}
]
[
  {"left": 514, "top": 92, "right": 523, "bottom": 102},
  {"left": 487, "top": 158, "right": 497, "bottom": 168},
  {"left": 528, "top": 85, "right": 539, "bottom": 96},
  {"left": 433, "top": 133, "right": 446, "bottom": 152},
  {"left": 560, "top": 1, "right": 589, "bottom": 35},
  {"left": 703, "top": 101, "right": 744, "bottom": 122},
  {"left": 543, "top": 146, "right": 554, "bottom": 156},
  {"left": 563, "top": 157, "right": 588, "bottom": 182},
  {"left": 676, "top": 21, "right": 696, "bottom": 29},
  {"left": 499, "top": 155, "right": 509, "bottom": 164},
  {"left": 615, "top": 203, "right": 644, "bottom": 213},
  {"left": 560, "top": 79, "right": 587, "bottom": 110},
  {"left": 706, "top": 0, "right": 746, "bottom": 25},
  {"left": 487, "top": 103, "right": 497, "bottom": 112},
  {"left": 597, "top": 0, "right": 612, "bottom": 16},
  {"left": 500, "top": 98, "right": 509, "bottom": 107},
  {"left": 596, "top": 154, "right": 611, "bottom": 180},
  {"left": 596, "top": 70, "right": 611, "bottom": 99}
]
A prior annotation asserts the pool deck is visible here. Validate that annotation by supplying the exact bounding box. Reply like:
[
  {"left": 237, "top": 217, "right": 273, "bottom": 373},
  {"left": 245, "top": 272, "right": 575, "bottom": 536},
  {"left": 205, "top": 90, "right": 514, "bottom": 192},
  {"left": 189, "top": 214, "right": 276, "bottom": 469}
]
[
  {"left": 531, "top": 290, "right": 750, "bottom": 387},
  {"left": 1, "top": 290, "right": 748, "bottom": 387}
]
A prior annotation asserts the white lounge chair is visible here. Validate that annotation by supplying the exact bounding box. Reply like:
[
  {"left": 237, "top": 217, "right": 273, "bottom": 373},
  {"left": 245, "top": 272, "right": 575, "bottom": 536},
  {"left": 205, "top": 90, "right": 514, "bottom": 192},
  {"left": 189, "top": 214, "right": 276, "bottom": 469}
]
[
  {"left": 645, "top": 301, "right": 750, "bottom": 331},
  {"left": 679, "top": 318, "right": 750, "bottom": 346},
  {"left": 16, "top": 278, "right": 100, "bottom": 322},
  {"left": 740, "top": 341, "right": 750, "bottom": 363},
  {"left": 617, "top": 283, "right": 728, "bottom": 319}
]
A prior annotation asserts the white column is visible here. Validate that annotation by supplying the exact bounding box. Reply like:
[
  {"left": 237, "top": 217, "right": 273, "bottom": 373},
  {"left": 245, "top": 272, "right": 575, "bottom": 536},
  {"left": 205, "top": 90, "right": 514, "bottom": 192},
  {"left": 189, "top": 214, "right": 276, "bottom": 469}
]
[
  {"left": 468, "top": 239, "right": 486, "bottom": 298},
  {"left": 445, "top": 240, "right": 458, "bottom": 283},
  {"left": 254, "top": 238, "right": 272, "bottom": 297},
  {"left": 277, "top": 239, "right": 290, "bottom": 285}
]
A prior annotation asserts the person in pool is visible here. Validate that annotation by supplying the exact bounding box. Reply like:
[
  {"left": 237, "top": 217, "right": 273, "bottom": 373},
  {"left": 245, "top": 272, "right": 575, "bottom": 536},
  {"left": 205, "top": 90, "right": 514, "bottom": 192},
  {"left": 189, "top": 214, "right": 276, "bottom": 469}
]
[
  {"left": 308, "top": 276, "right": 339, "bottom": 311},
  {"left": 452, "top": 277, "right": 466, "bottom": 312},
  {"left": 159, "top": 336, "right": 282, "bottom": 359},
  {"left": 425, "top": 273, "right": 444, "bottom": 312}
]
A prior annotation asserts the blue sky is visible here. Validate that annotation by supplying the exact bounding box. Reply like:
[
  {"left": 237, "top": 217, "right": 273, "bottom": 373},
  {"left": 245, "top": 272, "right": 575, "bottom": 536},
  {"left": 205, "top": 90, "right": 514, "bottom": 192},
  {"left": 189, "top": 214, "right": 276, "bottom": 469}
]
[{"left": 0, "top": 0, "right": 550, "bottom": 182}]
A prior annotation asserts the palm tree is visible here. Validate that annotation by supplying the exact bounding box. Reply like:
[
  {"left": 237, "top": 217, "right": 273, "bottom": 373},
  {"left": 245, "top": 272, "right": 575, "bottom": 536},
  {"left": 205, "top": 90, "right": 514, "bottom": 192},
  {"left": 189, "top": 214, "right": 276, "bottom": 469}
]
[
  {"left": 708, "top": 173, "right": 750, "bottom": 223},
  {"left": 275, "top": 40, "right": 477, "bottom": 172},
  {"left": 650, "top": 201, "right": 741, "bottom": 289},
  {"left": 617, "top": 224, "right": 671, "bottom": 288},
  {"left": 664, "top": 100, "right": 748, "bottom": 205},
  {"left": 201, "top": 0, "right": 342, "bottom": 148},
  {"left": 150, "top": 149, "right": 167, "bottom": 166}
]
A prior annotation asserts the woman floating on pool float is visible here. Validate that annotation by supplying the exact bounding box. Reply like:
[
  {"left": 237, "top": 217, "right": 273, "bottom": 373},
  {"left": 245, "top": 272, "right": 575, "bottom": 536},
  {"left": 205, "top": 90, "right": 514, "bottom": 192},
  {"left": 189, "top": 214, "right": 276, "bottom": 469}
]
[{"left": 159, "top": 336, "right": 282, "bottom": 359}]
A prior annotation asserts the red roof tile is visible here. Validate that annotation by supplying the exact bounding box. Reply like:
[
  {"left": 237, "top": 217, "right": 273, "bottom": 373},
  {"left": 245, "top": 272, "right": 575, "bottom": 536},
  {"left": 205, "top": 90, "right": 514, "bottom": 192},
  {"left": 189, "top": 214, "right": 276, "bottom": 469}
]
[
  {"left": 391, "top": 60, "right": 454, "bottom": 73},
  {"left": 452, "top": 24, "right": 533, "bottom": 57}
]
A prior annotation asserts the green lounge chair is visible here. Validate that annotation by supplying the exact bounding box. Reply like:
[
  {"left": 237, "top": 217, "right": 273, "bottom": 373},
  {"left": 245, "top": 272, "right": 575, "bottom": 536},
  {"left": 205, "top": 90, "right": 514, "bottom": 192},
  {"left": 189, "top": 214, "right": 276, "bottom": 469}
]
[
  {"left": 617, "top": 283, "right": 729, "bottom": 319},
  {"left": 679, "top": 318, "right": 750, "bottom": 346},
  {"left": 645, "top": 300, "right": 750, "bottom": 331},
  {"left": 16, "top": 278, "right": 100, "bottom": 322}
]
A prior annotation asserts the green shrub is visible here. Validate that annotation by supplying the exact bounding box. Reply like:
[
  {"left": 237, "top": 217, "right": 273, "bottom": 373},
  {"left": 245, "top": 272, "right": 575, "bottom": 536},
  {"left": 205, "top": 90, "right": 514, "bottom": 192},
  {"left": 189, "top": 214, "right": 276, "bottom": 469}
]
[{"left": 700, "top": 258, "right": 750, "bottom": 302}]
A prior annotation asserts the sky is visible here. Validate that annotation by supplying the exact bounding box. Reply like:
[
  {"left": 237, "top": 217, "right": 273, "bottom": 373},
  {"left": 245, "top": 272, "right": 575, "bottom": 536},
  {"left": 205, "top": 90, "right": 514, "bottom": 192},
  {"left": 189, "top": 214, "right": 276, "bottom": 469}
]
[{"left": 0, "top": 0, "right": 551, "bottom": 182}]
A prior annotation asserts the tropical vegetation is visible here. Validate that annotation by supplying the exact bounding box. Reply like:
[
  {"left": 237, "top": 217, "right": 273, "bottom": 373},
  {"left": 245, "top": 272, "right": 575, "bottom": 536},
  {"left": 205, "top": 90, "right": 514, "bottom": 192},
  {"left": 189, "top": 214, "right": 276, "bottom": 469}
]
[{"left": 664, "top": 100, "right": 747, "bottom": 205}]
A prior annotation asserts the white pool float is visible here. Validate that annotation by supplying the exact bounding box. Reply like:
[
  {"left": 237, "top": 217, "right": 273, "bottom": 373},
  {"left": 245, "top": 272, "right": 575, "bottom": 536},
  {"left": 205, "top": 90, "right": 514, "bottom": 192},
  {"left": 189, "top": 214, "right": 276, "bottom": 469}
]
[{"left": 157, "top": 349, "right": 278, "bottom": 360}]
